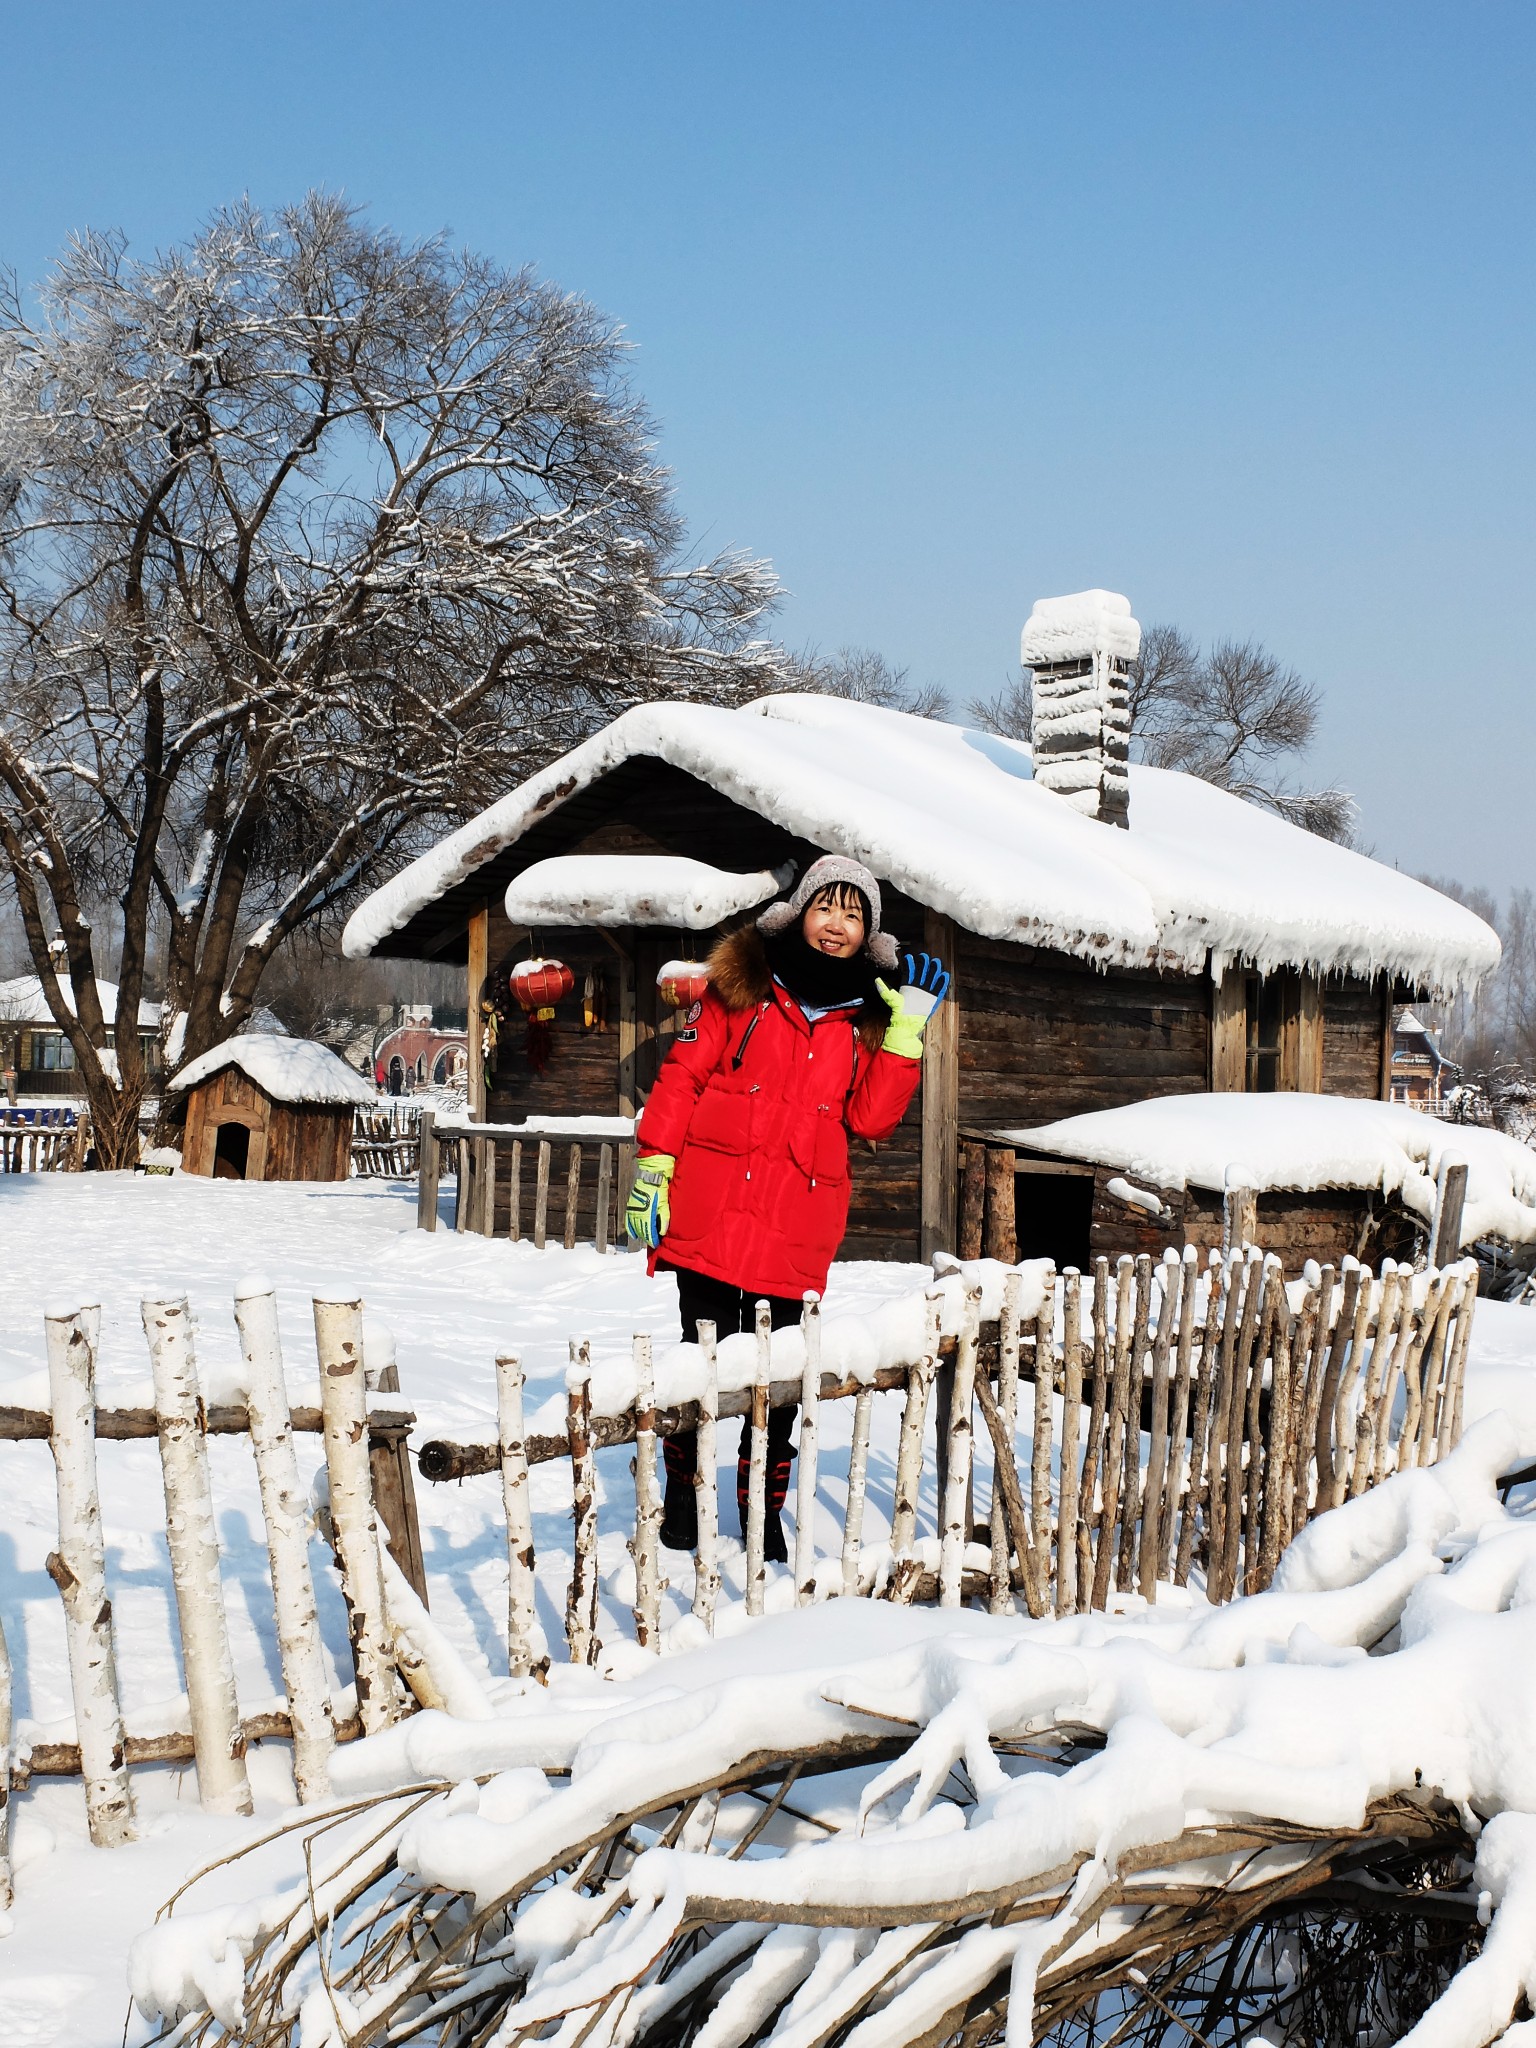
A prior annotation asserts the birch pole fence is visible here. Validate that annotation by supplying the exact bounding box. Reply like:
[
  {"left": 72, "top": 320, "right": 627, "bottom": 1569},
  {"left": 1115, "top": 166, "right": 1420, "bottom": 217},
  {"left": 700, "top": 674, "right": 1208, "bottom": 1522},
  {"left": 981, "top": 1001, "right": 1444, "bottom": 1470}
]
[{"left": 313, "top": 1295, "right": 399, "bottom": 1736}]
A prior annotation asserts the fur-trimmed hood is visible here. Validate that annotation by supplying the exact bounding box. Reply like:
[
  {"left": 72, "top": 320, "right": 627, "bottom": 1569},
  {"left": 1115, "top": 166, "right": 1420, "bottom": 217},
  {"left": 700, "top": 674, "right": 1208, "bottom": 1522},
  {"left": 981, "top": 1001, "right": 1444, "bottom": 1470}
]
[{"left": 706, "top": 925, "right": 888, "bottom": 1053}]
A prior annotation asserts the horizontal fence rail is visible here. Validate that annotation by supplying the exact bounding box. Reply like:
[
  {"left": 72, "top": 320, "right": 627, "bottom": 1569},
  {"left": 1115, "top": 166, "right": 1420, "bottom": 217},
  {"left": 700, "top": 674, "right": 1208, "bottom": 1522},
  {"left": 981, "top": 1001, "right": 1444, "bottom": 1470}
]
[
  {"left": 415, "top": 1111, "right": 638, "bottom": 1252},
  {"left": 0, "top": 1108, "right": 87, "bottom": 1173}
]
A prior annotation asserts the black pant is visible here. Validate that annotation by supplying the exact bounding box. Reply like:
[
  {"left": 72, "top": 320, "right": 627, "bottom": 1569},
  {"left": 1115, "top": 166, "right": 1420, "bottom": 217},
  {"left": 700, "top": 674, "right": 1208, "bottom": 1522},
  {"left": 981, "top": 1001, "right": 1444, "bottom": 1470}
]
[{"left": 661, "top": 1265, "right": 800, "bottom": 1519}]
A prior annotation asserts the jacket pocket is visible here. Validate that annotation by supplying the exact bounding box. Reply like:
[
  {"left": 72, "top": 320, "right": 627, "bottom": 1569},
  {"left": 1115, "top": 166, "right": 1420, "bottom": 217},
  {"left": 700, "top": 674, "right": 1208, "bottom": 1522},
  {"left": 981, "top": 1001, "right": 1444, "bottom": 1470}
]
[
  {"left": 788, "top": 1111, "right": 849, "bottom": 1187},
  {"left": 687, "top": 1086, "right": 753, "bottom": 1154}
]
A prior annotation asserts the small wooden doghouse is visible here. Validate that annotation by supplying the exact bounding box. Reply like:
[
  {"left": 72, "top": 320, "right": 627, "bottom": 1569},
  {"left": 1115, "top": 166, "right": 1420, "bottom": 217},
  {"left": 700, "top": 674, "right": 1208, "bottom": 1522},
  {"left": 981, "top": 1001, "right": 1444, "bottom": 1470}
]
[
  {"left": 340, "top": 590, "right": 1501, "bottom": 1266},
  {"left": 171, "top": 1034, "right": 376, "bottom": 1182}
]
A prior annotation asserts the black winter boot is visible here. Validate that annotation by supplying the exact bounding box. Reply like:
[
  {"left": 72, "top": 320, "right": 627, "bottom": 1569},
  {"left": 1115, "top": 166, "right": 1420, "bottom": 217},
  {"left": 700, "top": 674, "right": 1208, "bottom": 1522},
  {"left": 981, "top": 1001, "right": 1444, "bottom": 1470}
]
[{"left": 659, "top": 1469, "right": 698, "bottom": 1552}]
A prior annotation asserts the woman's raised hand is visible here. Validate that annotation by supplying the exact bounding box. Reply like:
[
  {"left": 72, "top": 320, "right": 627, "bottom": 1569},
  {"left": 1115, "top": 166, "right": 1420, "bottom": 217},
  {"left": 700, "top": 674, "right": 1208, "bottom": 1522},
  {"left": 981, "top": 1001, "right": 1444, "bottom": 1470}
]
[{"left": 874, "top": 954, "right": 949, "bottom": 1059}]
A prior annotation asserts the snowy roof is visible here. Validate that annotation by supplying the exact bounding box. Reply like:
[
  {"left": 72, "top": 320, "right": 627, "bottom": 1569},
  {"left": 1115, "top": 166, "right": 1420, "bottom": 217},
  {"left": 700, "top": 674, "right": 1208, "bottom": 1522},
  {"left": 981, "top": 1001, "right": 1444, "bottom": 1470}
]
[
  {"left": 0, "top": 975, "right": 162, "bottom": 1030},
  {"left": 341, "top": 695, "right": 1500, "bottom": 993},
  {"left": 503, "top": 854, "right": 794, "bottom": 931},
  {"left": 1004, "top": 1092, "right": 1536, "bottom": 1246},
  {"left": 168, "top": 1033, "right": 377, "bottom": 1107}
]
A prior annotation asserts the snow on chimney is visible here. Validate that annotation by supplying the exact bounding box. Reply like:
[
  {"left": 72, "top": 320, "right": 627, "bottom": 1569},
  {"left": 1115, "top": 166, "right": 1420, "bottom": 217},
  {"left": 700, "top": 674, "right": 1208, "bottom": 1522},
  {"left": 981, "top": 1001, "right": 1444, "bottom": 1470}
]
[{"left": 1021, "top": 589, "right": 1140, "bottom": 829}]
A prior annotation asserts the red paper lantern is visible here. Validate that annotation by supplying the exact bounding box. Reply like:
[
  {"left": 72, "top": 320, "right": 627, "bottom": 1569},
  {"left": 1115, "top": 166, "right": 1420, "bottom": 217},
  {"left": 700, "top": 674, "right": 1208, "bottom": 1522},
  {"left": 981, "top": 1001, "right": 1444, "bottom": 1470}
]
[
  {"left": 656, "top": 959, "right": 711, "bottom": 1012},
  {"left": 508, "top": 957, "right": 574, "bottom": 1074}
]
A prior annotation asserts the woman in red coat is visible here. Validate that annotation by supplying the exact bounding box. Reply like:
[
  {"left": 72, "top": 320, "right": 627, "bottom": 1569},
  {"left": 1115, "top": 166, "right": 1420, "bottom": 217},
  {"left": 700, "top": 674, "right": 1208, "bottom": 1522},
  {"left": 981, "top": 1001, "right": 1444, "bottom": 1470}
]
[{"left": 625, "top": 855, "right": 950, "bottom": 1558}]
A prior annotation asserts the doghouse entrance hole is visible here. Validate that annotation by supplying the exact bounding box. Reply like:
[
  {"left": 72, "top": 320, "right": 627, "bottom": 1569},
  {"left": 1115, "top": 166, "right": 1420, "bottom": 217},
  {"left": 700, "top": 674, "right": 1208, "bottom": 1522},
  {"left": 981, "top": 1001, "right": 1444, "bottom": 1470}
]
[
  {"left": 212, "top": 1122, "right": 251, "bottom": 1180},
  {"left": 1014, "top": 1169, "right": 1093, "bottom": 1270}
]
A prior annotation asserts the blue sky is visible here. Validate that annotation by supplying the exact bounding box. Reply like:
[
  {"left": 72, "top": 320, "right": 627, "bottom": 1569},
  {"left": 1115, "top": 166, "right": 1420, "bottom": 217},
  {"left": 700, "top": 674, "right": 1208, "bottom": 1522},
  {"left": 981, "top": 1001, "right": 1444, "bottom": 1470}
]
[{"left": 4, "top": 4, "right": 1531, "bottom": 896}]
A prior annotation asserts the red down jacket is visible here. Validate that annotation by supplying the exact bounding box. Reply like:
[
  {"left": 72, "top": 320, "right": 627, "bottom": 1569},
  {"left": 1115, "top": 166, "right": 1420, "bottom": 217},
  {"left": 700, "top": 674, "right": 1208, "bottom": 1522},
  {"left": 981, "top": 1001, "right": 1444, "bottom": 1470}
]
[{"left": 635, "top": 926, "right": 922, "bottom": 1299}]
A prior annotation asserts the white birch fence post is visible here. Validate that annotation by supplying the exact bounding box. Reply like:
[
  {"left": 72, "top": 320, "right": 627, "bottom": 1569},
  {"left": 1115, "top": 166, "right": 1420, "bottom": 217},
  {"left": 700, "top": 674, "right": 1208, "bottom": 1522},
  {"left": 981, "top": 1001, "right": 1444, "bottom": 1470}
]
[
  {"left": 312, "top": 1295, "right": 398, "bottom": 1735},
  {"left": 233, "top": 1285, "right": 335, "bottom": 1804},
  {"left": 141, "top": 1295, "right": 253, "bottom": 1817},
  {"left": 890, "top": 1294, "right": 940, "bottom": 1568},
  {"left": 494, "top": 1352, "right": 541, "bottom": 1678},
  {"left": 631, "top": 1335, "right": 662, "bottom": 1651},
  {"left": 565, "top": 1344, "right": 600, "bottom": 1667},
  {"left": 43, "top": 1304, "right": 133, "bottom": 1847},
  {"left": 841, "top": 1387, "right": 874, "bottom": 1599},
  {"left": 939, "top": 1282, "right": 982, "bottom": 1607},
  {"left": 745, "top": 1300, "right": 771, "bottom": 1618},
  {"left": 794, "top": 1294, "right": 822, "bottom": 1606},
  {"left": 692, "top": 1320, "right": 721, "bottom": 1631},
  {"left": 0, "top": 1606, "right": 11, "bottom": 1906}
]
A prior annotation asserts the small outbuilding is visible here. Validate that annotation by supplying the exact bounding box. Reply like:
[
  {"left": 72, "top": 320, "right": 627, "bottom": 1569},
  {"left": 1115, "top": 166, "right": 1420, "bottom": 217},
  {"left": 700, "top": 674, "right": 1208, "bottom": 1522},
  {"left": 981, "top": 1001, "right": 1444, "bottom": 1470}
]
[{"left": 171, "top": 1035, "right": 376, "bottom": 1182}]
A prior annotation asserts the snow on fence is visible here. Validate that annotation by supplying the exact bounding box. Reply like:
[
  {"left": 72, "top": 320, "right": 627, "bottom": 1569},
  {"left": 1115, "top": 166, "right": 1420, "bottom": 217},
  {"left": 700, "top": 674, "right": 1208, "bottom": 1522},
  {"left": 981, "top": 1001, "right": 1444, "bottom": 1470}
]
[
  {"left": 414, "top": 1109, "right": 638, "bottom": 1250},
  {"left": 415, "top": 1246, "right": 1478, "bottom": 1659},
  {"left": 0, "top": 1105, "right": 87, "bottom": 1173}
]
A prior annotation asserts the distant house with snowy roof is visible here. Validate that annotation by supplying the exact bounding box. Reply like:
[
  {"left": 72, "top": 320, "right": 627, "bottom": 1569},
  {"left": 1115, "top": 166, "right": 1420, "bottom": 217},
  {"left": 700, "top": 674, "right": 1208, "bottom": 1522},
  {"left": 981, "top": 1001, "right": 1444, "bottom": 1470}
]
[
  {"left": 342, "top": 590, "right": 1500, "bottom": 1265},
  {"left": 1390, "top": 1008, "right": 1455, "bottom": 1112},
  {"left": 0, "top": 975, "right": 164, "bottom": 1097}
]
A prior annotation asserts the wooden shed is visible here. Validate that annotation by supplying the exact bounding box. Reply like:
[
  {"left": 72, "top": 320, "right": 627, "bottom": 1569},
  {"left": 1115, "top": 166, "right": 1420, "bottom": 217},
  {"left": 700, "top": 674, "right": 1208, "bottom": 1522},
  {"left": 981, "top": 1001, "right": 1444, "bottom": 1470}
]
[
  {"left": 171, "top": 1034, "right": 376, "bottom": 1182},
  {"left": 340, "top": 591, "right": 1499, "bottom": 1267}
]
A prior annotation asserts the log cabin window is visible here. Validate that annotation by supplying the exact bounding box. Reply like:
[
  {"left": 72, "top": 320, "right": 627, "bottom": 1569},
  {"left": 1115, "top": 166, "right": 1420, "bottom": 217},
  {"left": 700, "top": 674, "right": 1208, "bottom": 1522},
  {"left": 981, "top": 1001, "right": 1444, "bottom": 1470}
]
[{"left": 1245, "top": 972, "right": 1291, "bottom": 1092}]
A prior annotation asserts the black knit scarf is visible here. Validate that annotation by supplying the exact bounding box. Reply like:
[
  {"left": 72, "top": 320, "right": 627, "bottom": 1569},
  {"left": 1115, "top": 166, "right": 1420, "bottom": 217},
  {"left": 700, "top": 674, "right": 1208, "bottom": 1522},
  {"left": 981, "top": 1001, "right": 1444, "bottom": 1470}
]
[{"left": 762, "top": 927, "right": 884, "bottom": 1012}]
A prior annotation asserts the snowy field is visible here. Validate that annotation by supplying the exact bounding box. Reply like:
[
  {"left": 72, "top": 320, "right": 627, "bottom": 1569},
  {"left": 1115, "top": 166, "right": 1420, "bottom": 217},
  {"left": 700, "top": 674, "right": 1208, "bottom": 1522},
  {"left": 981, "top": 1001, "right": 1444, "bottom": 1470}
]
[{"left": 0, "top": 1168, "right": 1533, "bottom": 2046}]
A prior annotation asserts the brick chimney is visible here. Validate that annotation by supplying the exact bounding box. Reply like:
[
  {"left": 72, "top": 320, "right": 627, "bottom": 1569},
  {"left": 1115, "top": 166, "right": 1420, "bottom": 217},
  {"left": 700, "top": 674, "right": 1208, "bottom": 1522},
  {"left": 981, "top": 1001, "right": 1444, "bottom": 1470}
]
[{"left": 1021, "top": 589, "right": 1140, "bottom": 829}]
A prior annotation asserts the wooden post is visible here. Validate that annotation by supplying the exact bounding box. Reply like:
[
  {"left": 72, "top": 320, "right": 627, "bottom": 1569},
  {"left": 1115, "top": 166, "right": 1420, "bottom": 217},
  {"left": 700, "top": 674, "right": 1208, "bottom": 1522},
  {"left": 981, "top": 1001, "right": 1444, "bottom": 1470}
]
[
  {"left": 1430, "top": 1156, "right": 1469, "bottom": 1269},
  {"left": 1115, "top": 1255, "right": 1153, "bottom": 1591},
  {"left": 475, "top": 1136, "right": 496, "bottom": 1236},
  {"left": 1092, "top": 1258, "right": 1135, "bottom": 1610},
  {"left": 1137, "top": 1251, "right": 1179, "bottom": 1600},
  {"left": 44, "top": 1306, "right": 133, "bottom": 1847},
  {"left": 533, "top": 1140, "right": 552, "bottom": 1250},
  {"left": 958, "top": 1144, "right": 986, "bottom": 1261},
  {"left": 313, "top": 1295, "right": 398, "bottom": 1735},
  {"left": 1223, "top": 1179, "right": 1258, "bottom": 1254},
  {"left": 565, "top": 1346, "right": 599, "bottom": 1666},
  {"left": 595, "top": 1144, "right": 613, "bottom": 1255},
  {"left": 508, "top": 1139, "right": 523, "bottom": 1242},
  {"left": 416, "top": 1110, "right": 438, "bottom": 1232},
  {"left": 983, "top": 1149, "right": 1017, "bottom": 1263},
  {"left": 495, "top": 1352, "right": 540, "bottom": 1678},
  {"left": 142, "top": 1296, "right": 253, "bottom": 1816},
  {"left": 467, "top": 905, "right": 489, "bottom": 1121},
  {"left": 920, "top": 910, "right": 958, "bottom": 1263},
  {"left": 693, "top": 1320, "right": 721, "bottom": 1630},
  {"left": 1379, "top": 978, "right": 1396, "bottom": 1101},
  {"left": 890, "top": 1297, "right": 939, "bottom": 1559},
  {"left": 1177, "top": 1253, "right": 1227, "bottom": 1584},
  {"left": 1210, "top": 967, "right": 1247, "bottom": 1092},
  {"left": 1057, "top": 1270, "right": 1083, "bottom": 1616},
  {"left": 1350, "top": 1265, "right": 1402, "bottom": 1499},
  {"left": 795, "top": 1295, "right": 822, "bottom": 1605},
  {"left": 989, "top": 1270, "right": 1022, "bottom": 1615},
  {"left": 631, "top": 1335, "right": 662, "bottom": 1651},
  {"left": 233, "top": 1286, "right": 334, "bottom": 1804},
  {"left": 745, "top": 1301, "right": 771, "bottom": 1617},
  {"left": 1159, "top": 1247, "right": 1200, "bottom": 1580},
  {"left": 1029, "top": 1270, "right": 1055, "bottom": 1563},
  {"left": 454, "top": 1137, "right": 471, "bottom": 1233},
  {"left": 938, "top": 1282, "right": 981, "bottom": 1606},
  {"left": 841, "top": 1388, "right": 874, "bottom": 1598},
  {"left": 1077, "top": 1259, "right": 1112, "bottom": 1612},
  {"left": 564, "top": 1145, "right": 583, "bottom": 1252},
  {"left": 616, "top": 943, "right": 639, "bottom": 1121}
]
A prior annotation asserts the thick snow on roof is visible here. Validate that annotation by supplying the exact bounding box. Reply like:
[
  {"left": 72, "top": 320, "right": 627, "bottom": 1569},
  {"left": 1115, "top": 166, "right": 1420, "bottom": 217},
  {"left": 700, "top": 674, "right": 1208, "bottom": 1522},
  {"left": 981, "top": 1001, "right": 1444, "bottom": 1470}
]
[
  {"left": 503, "top": 854, "right": 793, "bottom": 931},
  {"left": 0, "top": 974, "right": 162, "bottom": 1029},
  {"left": 1006, "top": 1091, "right": 1536, "bottom": 1246},
  {"left": 342, "top": 695, "right": 1499, "bottom": 993},
  {"left": 168, "top": 1033, "right": 376, "bottom": 1107}
]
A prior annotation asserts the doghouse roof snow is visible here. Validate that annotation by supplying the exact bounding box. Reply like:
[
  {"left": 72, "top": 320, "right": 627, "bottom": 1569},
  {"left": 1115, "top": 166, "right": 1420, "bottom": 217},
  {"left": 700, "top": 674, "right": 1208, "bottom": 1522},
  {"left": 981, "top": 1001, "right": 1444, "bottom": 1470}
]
[
  {"left": 170, "top": 1034, "right": 377, "bottom": 1107},
  {"left": 1004, "top": 1092, "right": 1536, "bottom": 1247},
  {"left": 341, "top": 695, "right": 1500, "bottom": 994}
]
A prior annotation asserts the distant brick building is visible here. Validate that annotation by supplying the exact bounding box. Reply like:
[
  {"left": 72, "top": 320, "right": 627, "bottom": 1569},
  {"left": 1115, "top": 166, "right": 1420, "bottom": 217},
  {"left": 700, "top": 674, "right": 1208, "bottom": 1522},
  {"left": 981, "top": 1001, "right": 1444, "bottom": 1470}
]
[
  {"left": 1390, "top": 1008, "right": 1454, "bottom": 1111},
  {"left": 374, "top": 1006, "right": 468, "bottom": 1095}
]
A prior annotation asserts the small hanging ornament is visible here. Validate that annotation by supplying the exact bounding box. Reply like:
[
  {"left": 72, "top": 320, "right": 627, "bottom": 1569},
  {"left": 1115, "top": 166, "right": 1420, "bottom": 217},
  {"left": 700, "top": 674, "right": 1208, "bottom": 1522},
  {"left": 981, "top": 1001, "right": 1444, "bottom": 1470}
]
[
  {"left": 581, "top": 972, "right": 597, "bottom": 1033},
  {"left": 508, "top": 957, "right": 574, "bottom": 1075},
  {"left": 657, "top": 959, "right": 711, "bottom": 1012}
]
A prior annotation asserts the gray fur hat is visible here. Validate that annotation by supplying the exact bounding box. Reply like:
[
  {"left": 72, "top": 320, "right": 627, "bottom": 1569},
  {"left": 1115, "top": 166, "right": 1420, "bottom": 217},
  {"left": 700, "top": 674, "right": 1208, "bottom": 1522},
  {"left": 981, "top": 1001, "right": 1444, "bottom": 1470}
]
[{"left": 755, "top": 854, "right": 901, "bottom": 971}]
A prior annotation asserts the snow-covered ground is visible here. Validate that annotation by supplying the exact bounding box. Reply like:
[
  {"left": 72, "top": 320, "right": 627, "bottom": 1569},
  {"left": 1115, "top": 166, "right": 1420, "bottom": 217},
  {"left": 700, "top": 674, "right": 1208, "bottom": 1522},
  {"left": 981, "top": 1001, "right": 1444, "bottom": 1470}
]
[{"left": 0, "top": 1169, "right": 1533, "bottom": 2046}]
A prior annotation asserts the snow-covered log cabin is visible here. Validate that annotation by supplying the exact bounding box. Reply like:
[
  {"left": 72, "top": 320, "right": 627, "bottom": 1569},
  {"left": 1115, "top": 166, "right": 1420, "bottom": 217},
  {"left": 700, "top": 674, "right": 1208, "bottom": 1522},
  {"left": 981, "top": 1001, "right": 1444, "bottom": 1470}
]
[{"left": 343, "top": 590, "right": 1499, "bottom": 1267}]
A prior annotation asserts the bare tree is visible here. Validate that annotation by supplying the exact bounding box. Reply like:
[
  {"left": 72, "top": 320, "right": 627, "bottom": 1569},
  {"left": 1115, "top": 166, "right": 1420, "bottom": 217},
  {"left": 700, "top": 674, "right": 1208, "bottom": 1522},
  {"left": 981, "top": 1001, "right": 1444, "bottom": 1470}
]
[
  {"left": 1422, "top": 879, "right": 1536, "bottom": 1083},
  {"left": 788, "top": 645, "right": 947, "bottom": 719},
  {"left": 968, "top": 623, "right": 1353, "bottom": 841},
  {"left": 0, "top": 196, "right": 787, "bottom": 1162}
]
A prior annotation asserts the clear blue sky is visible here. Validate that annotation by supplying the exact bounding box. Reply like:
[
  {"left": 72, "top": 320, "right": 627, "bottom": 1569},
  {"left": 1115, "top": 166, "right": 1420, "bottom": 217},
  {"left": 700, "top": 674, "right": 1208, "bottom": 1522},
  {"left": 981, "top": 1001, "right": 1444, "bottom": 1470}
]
[{"left": 4, "top": 3, "right": 1531, "bottom": 896}]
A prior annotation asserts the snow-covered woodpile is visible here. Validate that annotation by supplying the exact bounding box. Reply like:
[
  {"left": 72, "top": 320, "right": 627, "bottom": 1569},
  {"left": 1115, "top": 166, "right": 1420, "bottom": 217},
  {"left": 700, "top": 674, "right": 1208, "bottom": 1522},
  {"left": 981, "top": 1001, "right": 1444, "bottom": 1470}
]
[{"left": 126, "top": 1404, "right": 1536, "bottom": 2048}]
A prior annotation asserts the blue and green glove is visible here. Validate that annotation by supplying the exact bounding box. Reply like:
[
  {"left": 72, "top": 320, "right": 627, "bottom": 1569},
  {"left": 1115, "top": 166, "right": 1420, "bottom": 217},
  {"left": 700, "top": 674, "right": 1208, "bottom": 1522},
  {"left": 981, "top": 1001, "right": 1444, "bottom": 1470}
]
[
  {"left": 875, "top": 953, "right": 951, "bottom": 1060},
  {"left": 625, "top": 1153, "right": 675, "bottom": 1248}
]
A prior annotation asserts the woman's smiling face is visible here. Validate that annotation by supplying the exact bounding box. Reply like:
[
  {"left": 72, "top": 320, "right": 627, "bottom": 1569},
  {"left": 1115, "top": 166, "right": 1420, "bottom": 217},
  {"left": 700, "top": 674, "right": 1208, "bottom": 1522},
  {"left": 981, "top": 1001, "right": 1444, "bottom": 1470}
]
[{"left": 801, "top": 886, "right": 866, "bottom": 959}]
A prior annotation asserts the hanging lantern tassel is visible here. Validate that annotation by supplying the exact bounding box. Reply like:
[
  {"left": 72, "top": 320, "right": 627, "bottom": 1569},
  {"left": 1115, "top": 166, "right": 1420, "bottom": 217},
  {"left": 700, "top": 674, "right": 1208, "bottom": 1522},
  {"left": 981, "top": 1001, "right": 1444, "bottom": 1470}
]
[
  {"left": 508, "top": 958, "right": 575, "bottom": 1075},
  {"left": 657, "top": 960, "right": 712, "bottom": 1013}
]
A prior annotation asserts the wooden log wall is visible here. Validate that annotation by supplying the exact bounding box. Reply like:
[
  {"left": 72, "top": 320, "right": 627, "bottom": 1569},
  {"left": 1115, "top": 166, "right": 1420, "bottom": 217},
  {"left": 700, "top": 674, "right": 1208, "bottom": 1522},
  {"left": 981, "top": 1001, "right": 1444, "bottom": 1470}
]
[{"left": 1323, "top": 973, "right": 1395, "bottom": 1099}]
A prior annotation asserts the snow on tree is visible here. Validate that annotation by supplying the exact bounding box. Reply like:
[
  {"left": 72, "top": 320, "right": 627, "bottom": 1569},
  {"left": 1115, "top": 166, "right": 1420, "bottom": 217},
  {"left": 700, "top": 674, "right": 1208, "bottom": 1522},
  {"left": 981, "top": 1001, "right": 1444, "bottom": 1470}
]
[{"left": 0, "top": 195, "right": 787, "bottom": 1163}]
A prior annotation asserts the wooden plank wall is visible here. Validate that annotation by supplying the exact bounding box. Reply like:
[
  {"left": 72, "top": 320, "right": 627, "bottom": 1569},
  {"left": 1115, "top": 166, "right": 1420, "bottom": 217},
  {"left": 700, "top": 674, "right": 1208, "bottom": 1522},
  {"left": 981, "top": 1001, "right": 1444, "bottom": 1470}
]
[
  {"left": 956, "top": 934, "right": 1211, "bottom": 1127},
  {"left": 1323, "top": 975, "right": 1391, "bottom": 1098}
]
